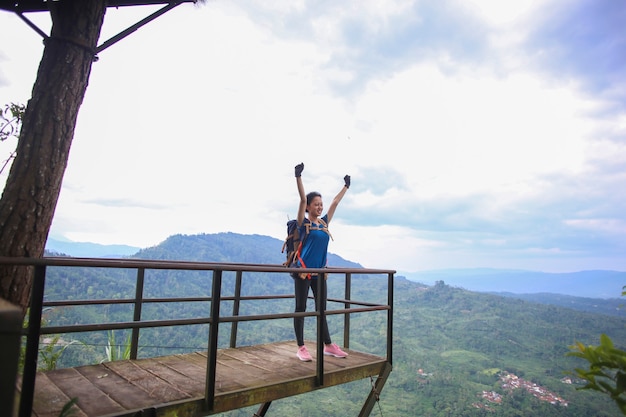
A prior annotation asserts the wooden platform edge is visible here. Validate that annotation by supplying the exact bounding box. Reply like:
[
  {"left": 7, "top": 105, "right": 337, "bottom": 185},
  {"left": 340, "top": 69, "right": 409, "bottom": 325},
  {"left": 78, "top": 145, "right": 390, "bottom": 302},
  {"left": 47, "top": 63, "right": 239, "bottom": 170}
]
[{"left": 100, "top": 359, "right": 390, "bottom": 417}]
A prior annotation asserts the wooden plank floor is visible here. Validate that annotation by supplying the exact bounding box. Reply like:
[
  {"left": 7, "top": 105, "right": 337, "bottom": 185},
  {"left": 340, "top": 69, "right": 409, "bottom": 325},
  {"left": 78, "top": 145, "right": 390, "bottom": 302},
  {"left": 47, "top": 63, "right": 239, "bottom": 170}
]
[{"left": 23, "top": 341, "right": 388, "bottom": 417}]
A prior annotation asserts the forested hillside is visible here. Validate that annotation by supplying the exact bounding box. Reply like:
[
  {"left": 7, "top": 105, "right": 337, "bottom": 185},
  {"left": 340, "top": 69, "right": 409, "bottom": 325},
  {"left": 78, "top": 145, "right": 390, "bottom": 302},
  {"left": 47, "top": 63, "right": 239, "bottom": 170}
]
[
  {"left": 42, "top": 233, "right": 626, "bottom": 416},
  {"left": 496, "top": 292, "right": 626, "bottom": 318}
]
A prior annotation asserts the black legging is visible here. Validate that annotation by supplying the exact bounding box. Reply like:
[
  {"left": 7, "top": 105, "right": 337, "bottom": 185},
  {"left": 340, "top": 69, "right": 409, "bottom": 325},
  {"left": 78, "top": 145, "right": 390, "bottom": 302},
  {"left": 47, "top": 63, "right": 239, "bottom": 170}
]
[{"left": 293, "top": 275, "right": 332, "bottom": 347}]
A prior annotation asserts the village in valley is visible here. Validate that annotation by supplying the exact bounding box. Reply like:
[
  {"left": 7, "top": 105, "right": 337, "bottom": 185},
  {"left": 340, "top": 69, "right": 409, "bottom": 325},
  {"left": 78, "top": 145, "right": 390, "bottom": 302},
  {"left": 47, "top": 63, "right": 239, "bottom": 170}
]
[
  {"left": 417, "top": 369, "right": 571, "bottom": 410},
  {"left": 478, "top": 372, "right": 570, "bottom": 409}
]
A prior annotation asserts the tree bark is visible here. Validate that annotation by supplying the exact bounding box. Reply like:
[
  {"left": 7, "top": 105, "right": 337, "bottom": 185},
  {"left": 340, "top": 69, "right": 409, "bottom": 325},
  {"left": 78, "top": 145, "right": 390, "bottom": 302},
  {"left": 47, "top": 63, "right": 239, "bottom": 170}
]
[{"left": 0, "top": 0, "right": 106, "bottom": 314}]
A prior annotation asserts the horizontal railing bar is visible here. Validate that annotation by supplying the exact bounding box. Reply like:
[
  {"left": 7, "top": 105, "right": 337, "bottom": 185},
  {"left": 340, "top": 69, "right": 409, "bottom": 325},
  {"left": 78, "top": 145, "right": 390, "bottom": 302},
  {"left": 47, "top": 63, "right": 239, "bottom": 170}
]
[
  {"left": 42, "top": 294, "right": 296, "bottom": 307},
  {"left": 218, "top": 311, "right": 322, "bottom": 323},
  {"left": 0, "top": 256, "right": 395, "bottom": 275},
  {"left": 43, "top": 299, "right": 143, "bottom": 307},
  {"left": 327, "top": 297, "right": 387, "bottom": 307},
  {"left": 43, "top": 297, "right": 213, "bottom": 307},
  {"left": 42, "top": 294, "right": 379, "bottom": 309},
  {"left": 328, "top": 306, "right": 390, "bottom": 315},
  {"left": 232, "top": 294, "right": 294, "bottom": 301},
  {"left": 216, "top": 306, "right": 388, "bottom": 323},
  {"left": 35, "top": 305, "right": 389, "bottom": 335},
  {"left": 38, "top": 317, "right": 215, "bottom": 334},
  {"left": 36, "top": 311, "right": 318, "bottom": 335}
]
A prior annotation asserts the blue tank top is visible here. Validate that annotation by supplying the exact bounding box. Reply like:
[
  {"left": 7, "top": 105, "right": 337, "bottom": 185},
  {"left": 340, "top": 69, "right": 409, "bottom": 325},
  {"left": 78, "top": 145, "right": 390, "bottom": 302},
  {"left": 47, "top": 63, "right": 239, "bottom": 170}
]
[{"left": 296, "top": 215, "right": 330, "bottom": 270}]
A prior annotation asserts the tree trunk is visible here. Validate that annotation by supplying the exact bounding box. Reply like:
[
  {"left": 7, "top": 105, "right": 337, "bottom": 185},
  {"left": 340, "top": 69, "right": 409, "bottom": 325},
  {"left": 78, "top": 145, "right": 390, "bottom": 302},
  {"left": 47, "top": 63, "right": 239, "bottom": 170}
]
[{"left": 0, "top": 0, "right": 106, "bottom": 314}]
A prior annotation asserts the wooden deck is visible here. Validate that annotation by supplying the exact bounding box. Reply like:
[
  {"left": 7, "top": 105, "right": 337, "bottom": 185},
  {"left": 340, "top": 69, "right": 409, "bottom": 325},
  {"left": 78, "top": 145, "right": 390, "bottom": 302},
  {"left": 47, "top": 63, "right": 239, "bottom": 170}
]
[{"left": 23, "top": 341, "right": 389, "bottom": 417}]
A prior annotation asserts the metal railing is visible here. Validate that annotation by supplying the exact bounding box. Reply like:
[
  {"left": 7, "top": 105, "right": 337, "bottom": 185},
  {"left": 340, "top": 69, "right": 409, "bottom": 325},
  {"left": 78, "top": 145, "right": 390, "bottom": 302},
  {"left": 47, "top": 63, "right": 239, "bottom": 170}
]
[{"left": 0, "top": 256, "right": 394, "bottom": 417}]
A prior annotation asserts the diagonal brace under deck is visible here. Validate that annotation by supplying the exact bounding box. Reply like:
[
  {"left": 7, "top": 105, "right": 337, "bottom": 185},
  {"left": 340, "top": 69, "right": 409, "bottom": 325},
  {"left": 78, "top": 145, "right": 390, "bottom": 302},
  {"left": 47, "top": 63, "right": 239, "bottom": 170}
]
[{"left": 359, "top": 362, "right": 393, "bottom": 417}]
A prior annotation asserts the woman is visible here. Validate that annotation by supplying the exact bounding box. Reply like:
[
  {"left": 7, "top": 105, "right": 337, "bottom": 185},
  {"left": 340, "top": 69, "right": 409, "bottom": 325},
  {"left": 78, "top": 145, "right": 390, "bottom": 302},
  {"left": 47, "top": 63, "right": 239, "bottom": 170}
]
[{"left": 292, "top": 162, "right": 350, "bottom": 362}]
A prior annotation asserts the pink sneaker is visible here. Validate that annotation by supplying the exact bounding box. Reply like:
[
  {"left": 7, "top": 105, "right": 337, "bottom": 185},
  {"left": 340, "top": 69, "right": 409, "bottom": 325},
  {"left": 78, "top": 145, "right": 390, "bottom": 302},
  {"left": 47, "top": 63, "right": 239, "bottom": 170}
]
[
  {"left": 324, "top": 343, "right": 348, "bottom": 358},
  {"left": 297, "top": 345, "right": 312, "bottom": 362}
]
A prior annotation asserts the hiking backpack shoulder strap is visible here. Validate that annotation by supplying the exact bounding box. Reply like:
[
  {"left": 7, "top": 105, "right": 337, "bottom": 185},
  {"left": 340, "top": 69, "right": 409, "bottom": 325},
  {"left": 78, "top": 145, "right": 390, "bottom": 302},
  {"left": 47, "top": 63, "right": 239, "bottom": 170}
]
[{"left": 311, "top": 218, "right": 333, "bottom": 241}]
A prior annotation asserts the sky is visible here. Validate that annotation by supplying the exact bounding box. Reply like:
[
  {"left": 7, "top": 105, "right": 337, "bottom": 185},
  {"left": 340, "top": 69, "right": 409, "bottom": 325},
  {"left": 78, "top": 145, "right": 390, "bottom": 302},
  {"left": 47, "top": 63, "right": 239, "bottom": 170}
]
[{"left": 1, "top": 0, "right": 625, "bottom": 273}]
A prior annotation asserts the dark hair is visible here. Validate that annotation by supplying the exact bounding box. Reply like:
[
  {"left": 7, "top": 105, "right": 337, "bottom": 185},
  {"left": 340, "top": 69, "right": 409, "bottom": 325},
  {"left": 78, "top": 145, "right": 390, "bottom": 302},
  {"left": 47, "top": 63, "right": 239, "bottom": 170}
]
[
  {"left": 306, "top": 191, "right": 322, "bottom": 205},
  {"left": 305, "top": 191, "right": 322, "bottom": 212}
]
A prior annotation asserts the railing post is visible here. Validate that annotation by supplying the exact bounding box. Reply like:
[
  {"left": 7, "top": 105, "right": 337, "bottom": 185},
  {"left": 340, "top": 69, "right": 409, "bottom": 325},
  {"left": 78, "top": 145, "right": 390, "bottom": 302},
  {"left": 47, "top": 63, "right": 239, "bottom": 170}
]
[
  {"left": 19, "top": 264, "right": 46, "bottom": 417},
  {"left": 387, "top": 273, "right": 394, "bottom": 365},
  {"left": 344, "top": 272, "right": 351, "bottom": 349},
  {"left": 130, "top": 267, "right": 145, "bottom": 360},
  {"left": 0, "top": 298, "right": 22, "bottom": 417},
  {"left": 205, "top": 268, "right": 222, "bottom": 412},
  {"left": 229, "top": 270, "right": 243, "bottom": 348}
]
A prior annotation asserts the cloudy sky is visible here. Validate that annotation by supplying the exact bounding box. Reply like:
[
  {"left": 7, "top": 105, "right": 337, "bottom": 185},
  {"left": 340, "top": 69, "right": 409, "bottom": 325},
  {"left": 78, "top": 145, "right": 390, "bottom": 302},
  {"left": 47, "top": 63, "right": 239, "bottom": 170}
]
[{"left": 1, "top": 0, "right": 625, "bottom": 273}]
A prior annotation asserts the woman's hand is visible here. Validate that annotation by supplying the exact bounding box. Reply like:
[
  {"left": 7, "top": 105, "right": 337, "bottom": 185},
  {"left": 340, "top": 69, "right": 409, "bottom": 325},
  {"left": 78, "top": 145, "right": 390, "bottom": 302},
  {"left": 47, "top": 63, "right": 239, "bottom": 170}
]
[{"left": 295, "top": 163, "right": 304, "bottom": 178}]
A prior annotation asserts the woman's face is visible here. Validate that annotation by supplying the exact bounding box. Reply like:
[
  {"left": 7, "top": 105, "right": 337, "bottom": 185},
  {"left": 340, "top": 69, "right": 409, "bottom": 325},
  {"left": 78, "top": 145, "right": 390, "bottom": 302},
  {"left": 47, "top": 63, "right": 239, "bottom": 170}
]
[{"left": 307, "top": 196, "right": 324, "bottom": 217}]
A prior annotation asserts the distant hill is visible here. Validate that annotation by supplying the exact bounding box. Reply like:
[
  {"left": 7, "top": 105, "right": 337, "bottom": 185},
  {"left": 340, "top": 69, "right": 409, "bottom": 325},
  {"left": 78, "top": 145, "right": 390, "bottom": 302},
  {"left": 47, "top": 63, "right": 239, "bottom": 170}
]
[
  {"left": 46, "top": 237, "right": 140, "bottom": 258},
  {"left": 495, "top": 292, "right": 626, "bottom": 318},
  {"left": 401, "top": 268, "right": 626, "bottom": 299},
  {"left": 132, "top": 232, "right": 362, "bottom": 268},
  {"left": 47, "top": 233, "right": 360, "bottom": 268}
]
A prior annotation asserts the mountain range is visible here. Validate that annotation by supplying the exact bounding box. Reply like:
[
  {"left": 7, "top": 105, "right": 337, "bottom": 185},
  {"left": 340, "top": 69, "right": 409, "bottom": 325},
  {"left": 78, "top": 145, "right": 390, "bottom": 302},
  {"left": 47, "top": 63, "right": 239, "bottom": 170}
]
[
  {"left": 46, "top": 237, "right": 140, "bottom": 258},
  {"left": 46, "top": 234, "right": 625, "bottom": 300},
  {"left": 401, "top": 268, "right": 626, "bottom": 299}
]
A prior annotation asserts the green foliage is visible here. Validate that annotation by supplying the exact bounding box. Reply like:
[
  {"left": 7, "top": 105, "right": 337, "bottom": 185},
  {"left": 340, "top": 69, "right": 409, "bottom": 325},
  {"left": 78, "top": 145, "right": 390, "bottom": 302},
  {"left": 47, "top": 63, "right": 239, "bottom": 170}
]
[
  {"left": 0, "top": 102, "right": 24, "bottom": 141},
  {"left": 19, "top": 311, "right": 83, "bottom": 372},
  {"left": 569, "top": 334, "right": 626, "bottom": 414},
  {"left": 39, "top": 335, "right": 82, "bottom": 371},
  {"left": 104, "top": 330, "right": 132, "bottom": 362},
  {"left": 58, "top": 398, "right": 79, "bottom": 417},
  {"left": 0, "top": 102, "right": 24, "bottom": 174},
  {"left": 564, "top": 285, "right": 626, "bottom": 415}
]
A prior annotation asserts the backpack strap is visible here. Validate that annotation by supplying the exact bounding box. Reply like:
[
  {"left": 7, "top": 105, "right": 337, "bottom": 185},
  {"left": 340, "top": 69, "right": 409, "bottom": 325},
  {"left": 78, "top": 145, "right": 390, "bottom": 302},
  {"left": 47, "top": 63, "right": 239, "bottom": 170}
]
[
  {"left": 283, "top": 244, "right": 298, "bottom": 267},
  {"left": 307, "top": 218, "right": 333, "bottom": 241},
  {"left": 295, "top": 241, "right": 316, "bottom": 279},
  {"left": 281, "top": 230, "right": 297, "bottom": 254}
]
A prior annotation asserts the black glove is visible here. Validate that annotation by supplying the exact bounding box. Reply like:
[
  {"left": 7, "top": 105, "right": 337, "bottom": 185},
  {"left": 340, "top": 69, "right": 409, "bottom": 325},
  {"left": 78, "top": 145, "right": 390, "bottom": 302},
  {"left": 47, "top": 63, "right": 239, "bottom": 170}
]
[
  {"left": 344, "top": 175, "right": 351, "bottom": 188},
  {"left": 295, "top": 163, "right": 304, "bottom": 177}
]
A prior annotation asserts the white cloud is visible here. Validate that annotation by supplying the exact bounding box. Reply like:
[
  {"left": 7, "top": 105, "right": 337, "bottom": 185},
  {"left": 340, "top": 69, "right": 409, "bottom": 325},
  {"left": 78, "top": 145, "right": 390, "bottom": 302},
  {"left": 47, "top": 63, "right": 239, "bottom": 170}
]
[
  {"left": 459, "top": 0, "right": 549, "bottom": 28},
  {"left": 2, "top": 1, "right": 625, "bottom": 273},
  {"left": 348, "top": 64, "right": 595, "bottom": 197},
  {"left": 329, "top": 223, "right": 442, "bottom": 271}
]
